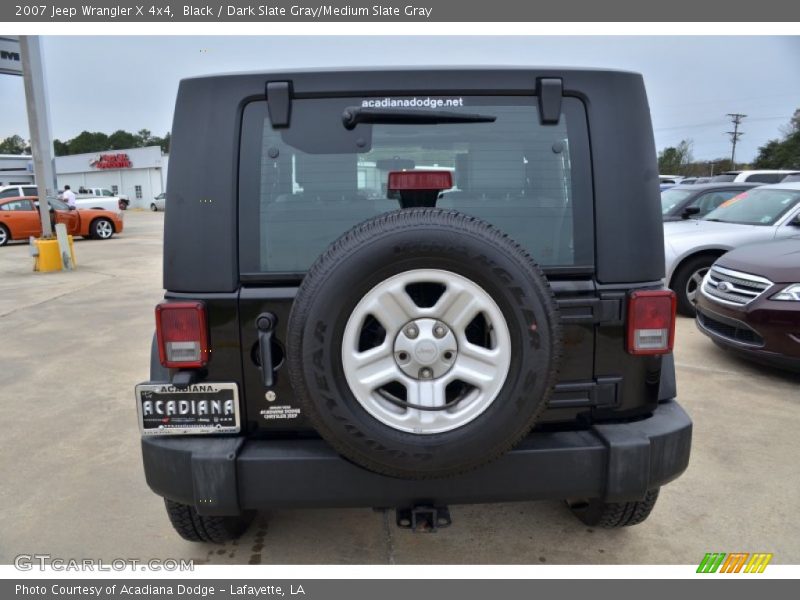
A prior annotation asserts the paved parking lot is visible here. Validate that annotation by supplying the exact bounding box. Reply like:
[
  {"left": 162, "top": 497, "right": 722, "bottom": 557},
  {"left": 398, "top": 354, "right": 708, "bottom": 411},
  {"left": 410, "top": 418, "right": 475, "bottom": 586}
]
[{"left": 1, "top": 211, "right": 799, "bottom": 565}]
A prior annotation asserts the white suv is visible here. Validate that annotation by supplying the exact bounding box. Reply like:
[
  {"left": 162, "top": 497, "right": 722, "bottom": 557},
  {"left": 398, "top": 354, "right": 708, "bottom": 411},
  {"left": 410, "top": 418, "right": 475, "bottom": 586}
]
[{"left": 712, "top": 170, "right": 800, "bottom": 184}]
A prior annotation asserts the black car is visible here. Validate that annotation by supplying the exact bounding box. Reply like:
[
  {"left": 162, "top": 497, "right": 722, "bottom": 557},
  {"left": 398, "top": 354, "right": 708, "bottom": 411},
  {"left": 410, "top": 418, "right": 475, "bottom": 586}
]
[
  {"left": 136, "top": 67, "right": 691, "bottom": 542},
  {"left": 661, "top": 182, "right": 761, "bottom": 221}
]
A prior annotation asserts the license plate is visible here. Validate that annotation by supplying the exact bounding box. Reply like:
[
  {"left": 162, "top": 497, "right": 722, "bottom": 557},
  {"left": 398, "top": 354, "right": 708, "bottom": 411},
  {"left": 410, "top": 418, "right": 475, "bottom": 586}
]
[{"left": 135, "top": 383, "right": 240, "bottom": 435}]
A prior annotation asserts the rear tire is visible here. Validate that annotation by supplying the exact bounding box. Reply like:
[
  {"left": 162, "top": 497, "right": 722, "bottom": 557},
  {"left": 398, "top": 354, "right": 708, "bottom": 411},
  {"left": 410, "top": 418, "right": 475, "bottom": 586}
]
[
  {"left": 0, "top": 224, "right": 9, "bottom": 247},
  {"left": 567, "top": 489, "right": 660, "bottom": 528},
  {"left": 163, "top": 499, "right": 254, "bottom": 543},
  {"left": 671, "top": 255, "right": 717, "bottom": 317},
  {"left": 150, "top": 203, "right": 158, "bottom": 212}
]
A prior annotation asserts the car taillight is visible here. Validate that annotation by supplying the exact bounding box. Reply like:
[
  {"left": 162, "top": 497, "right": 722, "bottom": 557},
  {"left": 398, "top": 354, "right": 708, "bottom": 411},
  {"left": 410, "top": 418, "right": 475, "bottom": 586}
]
[
  {"left": 155, "top": 301, "right": 210, "bottom": 368},
  {"left": 627, "top": 290, "right": 676, "bottom": 355}
]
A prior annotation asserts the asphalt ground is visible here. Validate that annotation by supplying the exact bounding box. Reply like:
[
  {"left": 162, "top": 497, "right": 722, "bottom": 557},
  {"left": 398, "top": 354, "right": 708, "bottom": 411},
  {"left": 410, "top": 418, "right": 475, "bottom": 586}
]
[{"left": 1, "top": 211, "right": 799, "bottom": 565}]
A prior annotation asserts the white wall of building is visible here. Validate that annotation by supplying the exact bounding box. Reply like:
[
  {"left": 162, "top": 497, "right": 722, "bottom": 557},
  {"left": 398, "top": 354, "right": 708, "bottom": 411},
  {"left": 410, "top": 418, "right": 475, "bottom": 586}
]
[{"left": 0, "top": 154, "right": 35, "bottom": 186}]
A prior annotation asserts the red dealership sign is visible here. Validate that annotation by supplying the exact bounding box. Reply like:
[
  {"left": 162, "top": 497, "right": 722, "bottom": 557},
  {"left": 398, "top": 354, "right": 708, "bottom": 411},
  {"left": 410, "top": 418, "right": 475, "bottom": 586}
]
[{"left": 90, "top": 153, "right": 132, "bottom": 169}]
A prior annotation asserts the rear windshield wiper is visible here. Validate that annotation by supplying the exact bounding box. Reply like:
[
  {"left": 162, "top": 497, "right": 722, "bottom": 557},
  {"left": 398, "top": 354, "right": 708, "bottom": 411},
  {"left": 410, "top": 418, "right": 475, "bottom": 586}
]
[{"left": 342, "top": 107, "right": 496, "bottom": 130}]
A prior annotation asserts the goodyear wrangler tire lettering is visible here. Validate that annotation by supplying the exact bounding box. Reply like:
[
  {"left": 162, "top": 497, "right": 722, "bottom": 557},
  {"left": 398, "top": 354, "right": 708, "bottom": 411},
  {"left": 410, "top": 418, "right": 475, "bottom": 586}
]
[{"left": 286, "top": 208, "right": 562, "bottom": 479}]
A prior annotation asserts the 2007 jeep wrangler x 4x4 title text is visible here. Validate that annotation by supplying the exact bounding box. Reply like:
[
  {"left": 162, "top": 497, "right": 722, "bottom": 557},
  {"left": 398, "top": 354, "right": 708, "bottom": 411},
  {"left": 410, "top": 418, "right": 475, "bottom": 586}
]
[{"left": 135, "top": 67, "right": 691, "bottom": 542}]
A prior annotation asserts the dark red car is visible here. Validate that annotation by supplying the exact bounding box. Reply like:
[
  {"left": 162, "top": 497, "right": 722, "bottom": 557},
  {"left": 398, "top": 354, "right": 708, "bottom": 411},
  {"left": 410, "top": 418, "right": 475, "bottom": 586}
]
[{"left": 696, "top": 237, "right": 800, "bottom": 371}]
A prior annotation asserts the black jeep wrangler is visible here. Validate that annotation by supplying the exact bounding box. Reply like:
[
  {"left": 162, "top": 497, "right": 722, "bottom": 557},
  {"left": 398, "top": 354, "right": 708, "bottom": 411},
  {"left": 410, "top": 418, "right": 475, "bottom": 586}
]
[{"left": 136, "top": 67, "right": 691, "bottom": 542}]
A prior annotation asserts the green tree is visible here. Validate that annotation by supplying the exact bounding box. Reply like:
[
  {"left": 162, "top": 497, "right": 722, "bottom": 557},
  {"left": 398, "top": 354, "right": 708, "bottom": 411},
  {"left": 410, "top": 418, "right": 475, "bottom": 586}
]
[
  {"left": 753, "top": 109, "right": 800, "bottom": 170},
  {"left": 159, "top": 132, "right": 170, "bottom": 153},
  {"left": 108, "top": 129, "right": 138, "bottom": 150},
  {"left": 0, "top": 134, "right": 28, "bottom": 154},
  {"left": 66, "top": 131, "right": 110, "bottom": 155},
  {"left": 53, "top": 139, "right": 69, "bottom": 156},
  {"left": 136, "top": 128, "right": 153, "bottom": 147},
  {"left": 148, "top": 132, "right": 170, "bottom": 153},
  {"left": 658, "top": 139, "right": 694, "bottom": 174}
]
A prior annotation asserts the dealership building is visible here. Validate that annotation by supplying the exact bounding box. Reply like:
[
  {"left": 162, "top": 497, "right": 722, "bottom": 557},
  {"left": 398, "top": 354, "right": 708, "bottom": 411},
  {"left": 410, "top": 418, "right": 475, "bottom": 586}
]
[
  {"left": 55, "top": 145, "right": 168, "bottom": 209},
  {"left": 0, "top": 153, "right": 35, "bottom": 186}
]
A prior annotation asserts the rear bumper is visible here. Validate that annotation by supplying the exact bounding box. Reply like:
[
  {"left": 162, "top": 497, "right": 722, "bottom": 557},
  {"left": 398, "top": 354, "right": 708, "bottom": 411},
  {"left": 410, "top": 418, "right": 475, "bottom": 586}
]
[{"left": 141, "top": 400, "right": 691, "bottom": 516}]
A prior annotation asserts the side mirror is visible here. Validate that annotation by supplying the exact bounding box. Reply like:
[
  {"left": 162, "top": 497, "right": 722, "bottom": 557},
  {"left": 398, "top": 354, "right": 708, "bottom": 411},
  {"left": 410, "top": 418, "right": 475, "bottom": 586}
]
[
  {"left": 681, "top": 206, "right": 701, "bottom": 219},
  {"left": 68, "top": 205, "right": 76, "bottom": 211}
]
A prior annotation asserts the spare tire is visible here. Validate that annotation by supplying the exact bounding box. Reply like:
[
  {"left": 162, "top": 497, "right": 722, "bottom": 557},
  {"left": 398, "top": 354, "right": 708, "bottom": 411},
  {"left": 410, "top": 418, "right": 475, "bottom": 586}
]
[{"left": 286, "top": 208, "right": 561, "bottom": 479}]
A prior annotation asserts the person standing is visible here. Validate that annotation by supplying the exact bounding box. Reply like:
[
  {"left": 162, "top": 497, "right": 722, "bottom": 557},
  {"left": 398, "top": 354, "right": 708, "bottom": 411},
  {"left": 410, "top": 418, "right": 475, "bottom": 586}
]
[{"left": 62, "top": 185, "right": 76, "bottom": 209}]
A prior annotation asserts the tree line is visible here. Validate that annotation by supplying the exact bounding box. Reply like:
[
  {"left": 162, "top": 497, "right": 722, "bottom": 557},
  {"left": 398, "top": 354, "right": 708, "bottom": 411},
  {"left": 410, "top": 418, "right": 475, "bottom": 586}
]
[
  {"left": 0, "top": 129, "right": 170, "bottom": 156},
  {"left": 657, "top": 108, "right": 800, "bottom": 175}
]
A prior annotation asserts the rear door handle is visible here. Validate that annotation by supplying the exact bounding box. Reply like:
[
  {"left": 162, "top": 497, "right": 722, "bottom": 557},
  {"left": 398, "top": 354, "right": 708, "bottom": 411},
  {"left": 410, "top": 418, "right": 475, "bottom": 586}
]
[{"left": 256, "top": 312, "right": 278, "bottom": 388}]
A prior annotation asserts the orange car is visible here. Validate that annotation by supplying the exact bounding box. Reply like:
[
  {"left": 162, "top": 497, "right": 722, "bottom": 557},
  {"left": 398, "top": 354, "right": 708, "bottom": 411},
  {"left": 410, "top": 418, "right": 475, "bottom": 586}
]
[{"left": 0, "top": 196, "right": 123, "bottom": 246}]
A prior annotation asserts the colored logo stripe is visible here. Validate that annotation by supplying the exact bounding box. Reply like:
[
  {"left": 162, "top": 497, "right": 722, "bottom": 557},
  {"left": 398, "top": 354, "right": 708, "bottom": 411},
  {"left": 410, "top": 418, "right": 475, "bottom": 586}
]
[
  {"left": 697, "top": 553, "right": 772, "bottom": 573},
  {"left": 744, "top": 553, "right": 773, "bottom": 573},
  {"left": 697, "top": 553, "right": 724, "bottom": 573}
]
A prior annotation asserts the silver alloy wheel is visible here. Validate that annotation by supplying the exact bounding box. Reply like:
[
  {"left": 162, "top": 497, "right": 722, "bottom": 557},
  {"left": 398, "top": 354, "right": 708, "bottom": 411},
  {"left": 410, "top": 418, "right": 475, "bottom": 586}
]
[
  {"left": 341, "top": 269, "right": 511, "bottom": 435},
  {"left": 686, "top": 266, "right": 710, "bottom": 304},
  {"left": 0, "top": 227, "right": 7, "bottom": 246},
  {"left": 95, "top": 220, "right": 113, "bottom": 239}
]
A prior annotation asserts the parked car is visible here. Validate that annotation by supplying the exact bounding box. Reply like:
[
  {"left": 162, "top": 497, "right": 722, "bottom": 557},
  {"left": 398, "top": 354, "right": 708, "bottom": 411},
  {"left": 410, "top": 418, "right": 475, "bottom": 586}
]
[
  {"left": 712, "top": 170, "right": 800, "bottom": 184},
  {"left": 659, "top": 174, "right": 683, "bottom": 191},
  {"left": 151, "top": 192, "right": 166, "bottom": 212},
  {"left": 0, "top": 196, "right": 123, "bottom": 246},
  {"left": 661, "top": 182, "right": 760, "bottom": 222},
  {"left": 664, "top": 182, "right": 800, "bottom": 316},
  {"left": 696, "top": 237, "right": 800, "bottom": 372},
  {"left": 0, "top": 184, "right": 37, "bottom": 199},
  {"left": 135, "top": 67, "right": 691, "bottom": 542},
  {"left": 78, "top": 186, "right": 130, "bottom": 210}
]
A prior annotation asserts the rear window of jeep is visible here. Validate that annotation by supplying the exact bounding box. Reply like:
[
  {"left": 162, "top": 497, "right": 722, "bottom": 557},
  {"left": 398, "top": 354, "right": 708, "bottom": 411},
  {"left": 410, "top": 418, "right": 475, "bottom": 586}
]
[{"left": 238, "top": 96, "right": 593, "bottom": 274}]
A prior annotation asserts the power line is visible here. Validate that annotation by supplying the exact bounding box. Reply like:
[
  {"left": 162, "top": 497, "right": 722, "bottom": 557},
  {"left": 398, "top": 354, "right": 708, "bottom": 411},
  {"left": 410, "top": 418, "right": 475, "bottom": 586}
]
[
  {"left": 726, "top": 113, "right": 746, "bottom": 168},
  {"left": 653, "top": 115, "right": 788, "bottom": 133}
]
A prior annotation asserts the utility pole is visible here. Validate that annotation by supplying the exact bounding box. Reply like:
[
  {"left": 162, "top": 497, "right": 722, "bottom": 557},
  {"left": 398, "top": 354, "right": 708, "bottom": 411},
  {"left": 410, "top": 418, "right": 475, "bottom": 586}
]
[
  {"left": 19, "top": 36, "right": 56, "bottom": 237},
  {"left": 726, "top": 113, "right": 746, "bottom": 170}
]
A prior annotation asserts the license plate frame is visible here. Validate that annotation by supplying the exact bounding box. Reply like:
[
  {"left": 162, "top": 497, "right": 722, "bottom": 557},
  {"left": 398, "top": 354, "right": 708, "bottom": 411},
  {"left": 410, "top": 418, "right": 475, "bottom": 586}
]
[{"left": 135, "top": 382, "right": 240, "bottom": 436}]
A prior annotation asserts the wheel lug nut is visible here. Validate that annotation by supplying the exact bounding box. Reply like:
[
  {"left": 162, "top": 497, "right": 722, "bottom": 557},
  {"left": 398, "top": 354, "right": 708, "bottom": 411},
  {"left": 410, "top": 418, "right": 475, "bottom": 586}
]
[
  {"left": 404, "top": 324, "right": 419, "bottom": 339},
  {"left": 433, "top": 324, "right": 447, "bottom": 338},
  {"left": 420, "top": 368, "right": 433, "bottom": 379}
]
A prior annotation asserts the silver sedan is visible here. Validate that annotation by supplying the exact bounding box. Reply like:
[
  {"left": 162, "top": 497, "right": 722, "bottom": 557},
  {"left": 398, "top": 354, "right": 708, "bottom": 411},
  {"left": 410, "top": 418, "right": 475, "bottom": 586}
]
[
  {"left": 664, "top": 182, "right": 800, "bottom": 316},
  {"left": 150, "top": 192, "right": 166, "bottom": 212}
]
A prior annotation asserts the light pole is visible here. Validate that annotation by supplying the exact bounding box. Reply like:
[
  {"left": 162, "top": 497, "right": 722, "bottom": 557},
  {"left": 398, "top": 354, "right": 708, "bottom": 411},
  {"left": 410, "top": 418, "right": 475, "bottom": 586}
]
[{"left": 19, "top": 35, "right": 57, "bottom": 238}]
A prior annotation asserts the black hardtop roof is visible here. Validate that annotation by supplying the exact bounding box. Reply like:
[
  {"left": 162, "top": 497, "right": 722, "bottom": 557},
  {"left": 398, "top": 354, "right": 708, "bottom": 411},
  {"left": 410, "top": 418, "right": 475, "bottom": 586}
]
[{"left": 181, "top": 65, "right": 642, "bottom": 83}]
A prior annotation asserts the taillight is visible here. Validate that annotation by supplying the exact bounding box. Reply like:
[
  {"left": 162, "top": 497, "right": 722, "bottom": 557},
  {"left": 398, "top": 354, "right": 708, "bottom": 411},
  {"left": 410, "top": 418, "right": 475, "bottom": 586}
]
[
  {"left": 387, "top": 170, "right": 453, "bottom": 192},
  {"left": 155, "top": 301, "right": 210, "bottom": 368},
  {"left": 626, "top": 290, "right": 676, "bottom": 355}
]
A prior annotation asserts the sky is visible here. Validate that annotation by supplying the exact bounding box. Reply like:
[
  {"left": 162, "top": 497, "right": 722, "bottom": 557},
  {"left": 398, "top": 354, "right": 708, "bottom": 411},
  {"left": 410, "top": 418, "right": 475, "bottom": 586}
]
[{"left": 1, "top": 36, "right": 799, "bottom": 163}]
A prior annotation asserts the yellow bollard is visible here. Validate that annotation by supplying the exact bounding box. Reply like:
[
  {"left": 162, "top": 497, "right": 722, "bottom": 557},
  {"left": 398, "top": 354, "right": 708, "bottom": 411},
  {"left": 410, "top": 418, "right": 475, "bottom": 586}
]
[{"left": 33, "top": 236, "right": 76, "bottom": 272}]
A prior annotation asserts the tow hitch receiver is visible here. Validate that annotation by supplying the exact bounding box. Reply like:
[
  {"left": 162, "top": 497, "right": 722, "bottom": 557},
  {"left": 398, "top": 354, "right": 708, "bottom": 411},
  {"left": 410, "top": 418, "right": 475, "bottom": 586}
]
[{"left": 396, "top": 505, "right": 451, "bottom": 532}]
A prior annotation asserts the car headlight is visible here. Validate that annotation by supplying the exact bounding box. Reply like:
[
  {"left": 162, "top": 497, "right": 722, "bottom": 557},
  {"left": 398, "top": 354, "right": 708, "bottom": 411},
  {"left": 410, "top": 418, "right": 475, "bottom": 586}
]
[{"left": 771, "top": 284, "right": 800, "bottom": 301}]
